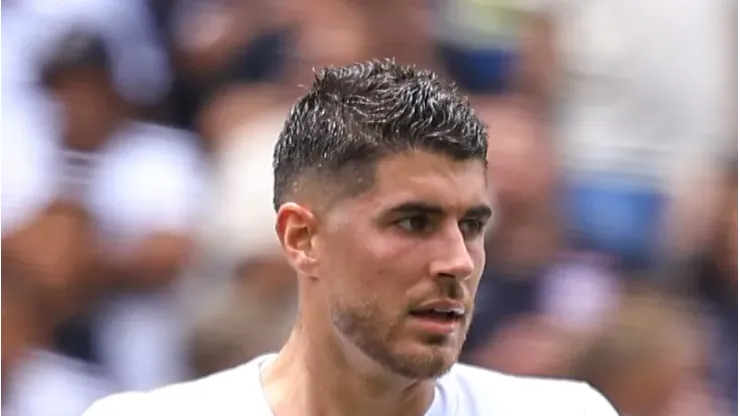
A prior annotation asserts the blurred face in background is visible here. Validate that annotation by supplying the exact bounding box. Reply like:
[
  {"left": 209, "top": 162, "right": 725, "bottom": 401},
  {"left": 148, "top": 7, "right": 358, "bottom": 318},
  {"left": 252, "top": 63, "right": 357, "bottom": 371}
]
[
  {"left": 304, "top": 151, "right": 491, "bottom": 379},
  {"left": 50, "top": 69, "right": 121, "bottom": 151}
]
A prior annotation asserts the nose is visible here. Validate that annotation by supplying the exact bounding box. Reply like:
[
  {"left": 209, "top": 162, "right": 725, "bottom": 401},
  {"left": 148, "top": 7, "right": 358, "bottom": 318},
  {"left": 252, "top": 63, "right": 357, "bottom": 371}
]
[{"left": 428, "top": 229, "right": 476, "bottom": 281}]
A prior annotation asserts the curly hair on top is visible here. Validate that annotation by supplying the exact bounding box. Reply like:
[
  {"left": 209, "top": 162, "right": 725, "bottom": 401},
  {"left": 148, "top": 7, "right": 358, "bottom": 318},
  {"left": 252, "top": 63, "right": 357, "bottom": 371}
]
[{"left": 272, "top": 59, "right": 488, "bottom": 210}]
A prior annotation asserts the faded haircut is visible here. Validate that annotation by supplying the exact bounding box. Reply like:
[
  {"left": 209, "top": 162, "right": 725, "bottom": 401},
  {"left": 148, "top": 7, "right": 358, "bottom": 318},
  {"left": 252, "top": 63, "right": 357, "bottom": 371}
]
[{"left": 273, "top": 59, "right": 488, "bottom": 211}]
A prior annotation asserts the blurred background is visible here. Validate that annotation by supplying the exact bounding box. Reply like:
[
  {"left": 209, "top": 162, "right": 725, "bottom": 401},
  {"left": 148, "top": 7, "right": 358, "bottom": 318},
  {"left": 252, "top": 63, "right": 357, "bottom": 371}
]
[{"left": 1, "top": 0, "right": 737, "bottom": 415}]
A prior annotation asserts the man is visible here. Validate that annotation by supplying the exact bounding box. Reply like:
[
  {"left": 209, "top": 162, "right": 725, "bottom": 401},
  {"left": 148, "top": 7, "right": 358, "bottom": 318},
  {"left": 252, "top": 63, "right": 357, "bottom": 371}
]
[
  {"left": 44, "top": 30, "right": 207, "bottom": 391},
  {"left": 5, "top": 28, "right": 207, "bottom": 393},
  {"left": 83, "top": 60, "right": 616, "bottom": 415}
]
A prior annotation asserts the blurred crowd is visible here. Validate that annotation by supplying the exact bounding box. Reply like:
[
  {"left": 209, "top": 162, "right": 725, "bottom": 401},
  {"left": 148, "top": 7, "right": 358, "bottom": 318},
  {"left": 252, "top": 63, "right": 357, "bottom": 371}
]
[{"left": 1, "top": 0, "right": 737, "bottom": 415}]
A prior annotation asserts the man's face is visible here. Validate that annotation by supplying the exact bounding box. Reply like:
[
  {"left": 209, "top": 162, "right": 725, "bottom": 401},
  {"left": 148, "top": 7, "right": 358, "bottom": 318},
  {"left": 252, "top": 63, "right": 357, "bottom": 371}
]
[
  {"left": 51, "top": 70, "right": 117, "bottom": 149},
  {"left": 315, "top": 151, "right": 492, "bottom": 379}
]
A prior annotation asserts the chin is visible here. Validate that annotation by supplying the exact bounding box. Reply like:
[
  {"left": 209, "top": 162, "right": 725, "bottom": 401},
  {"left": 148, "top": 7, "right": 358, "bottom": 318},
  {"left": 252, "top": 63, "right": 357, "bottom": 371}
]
[{"left": 386, "top": 342, "right": 461, "bottom": 380}]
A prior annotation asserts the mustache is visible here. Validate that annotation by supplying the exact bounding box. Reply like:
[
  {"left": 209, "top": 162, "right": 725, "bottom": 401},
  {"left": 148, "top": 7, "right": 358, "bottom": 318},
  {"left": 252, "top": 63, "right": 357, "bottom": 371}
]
[{"left": 409, "top": 279, "right": 472, "bottom": 308}]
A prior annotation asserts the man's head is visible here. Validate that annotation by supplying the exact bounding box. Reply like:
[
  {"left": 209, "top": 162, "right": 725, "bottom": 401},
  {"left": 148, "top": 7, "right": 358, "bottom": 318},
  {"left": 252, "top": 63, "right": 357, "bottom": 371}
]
[
  {"left": 42, "top": 29, "right": 122, "bottom": 150},
  {"left": 273, "top": 60, "right": 492, "bottom": 380}
]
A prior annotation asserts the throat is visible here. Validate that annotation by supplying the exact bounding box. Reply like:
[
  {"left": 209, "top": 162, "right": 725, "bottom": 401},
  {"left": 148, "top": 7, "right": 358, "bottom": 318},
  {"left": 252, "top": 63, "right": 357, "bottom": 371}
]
[{"left": 262, "top": 328, "right": 437, "bottom": 416}]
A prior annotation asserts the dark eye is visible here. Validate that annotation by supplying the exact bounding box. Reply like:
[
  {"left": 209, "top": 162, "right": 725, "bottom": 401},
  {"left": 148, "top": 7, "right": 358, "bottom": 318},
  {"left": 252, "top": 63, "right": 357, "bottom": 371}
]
[
  {"left": 396, "top": 215, "right": 433, "bottom": 234},
  {"left": 459, "top": 219, "right": 485, "bottom": 238}
]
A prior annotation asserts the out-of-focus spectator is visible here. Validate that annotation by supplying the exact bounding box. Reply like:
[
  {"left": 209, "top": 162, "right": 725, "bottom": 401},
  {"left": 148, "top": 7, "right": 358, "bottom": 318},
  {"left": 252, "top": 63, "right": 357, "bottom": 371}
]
[
  {"left": 6, "top": 29, "right": 211, "bottom": 392},
  {"left": 1, "top": 254, "right": 114, "bottom": 416},
  {"left": 7, "top": 0, "right": 172, "bottom": 107},
  {"left": 1, "top": 38, "right": 108, "bottom": 413},
  {"left": 567, "top": 291, "right": 722, "bottom": 416},
  {"left": 2, "top": 73, "right": 99, "bottom": 359}
]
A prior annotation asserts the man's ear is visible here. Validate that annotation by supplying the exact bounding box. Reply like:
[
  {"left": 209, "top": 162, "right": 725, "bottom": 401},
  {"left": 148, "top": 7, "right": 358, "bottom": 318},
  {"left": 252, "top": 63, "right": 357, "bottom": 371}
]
[{"left": 275, "top": 202, "right": 320, "bottom": 278}]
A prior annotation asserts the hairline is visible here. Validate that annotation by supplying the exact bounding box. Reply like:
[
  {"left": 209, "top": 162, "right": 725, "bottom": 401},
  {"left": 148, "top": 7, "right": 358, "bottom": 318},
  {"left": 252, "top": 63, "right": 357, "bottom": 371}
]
[{"left": 274, "top": 148, "right": 488, "bottom": 214}]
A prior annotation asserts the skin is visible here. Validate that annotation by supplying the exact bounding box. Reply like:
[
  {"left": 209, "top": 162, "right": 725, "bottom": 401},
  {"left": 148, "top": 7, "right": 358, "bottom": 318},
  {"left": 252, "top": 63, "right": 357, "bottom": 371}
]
[
  {"left": 262, "top": 150, "right": 493, "bottom": 416},
  {"left": 1, "top": 256, "right": 56, "bottom": 395}
]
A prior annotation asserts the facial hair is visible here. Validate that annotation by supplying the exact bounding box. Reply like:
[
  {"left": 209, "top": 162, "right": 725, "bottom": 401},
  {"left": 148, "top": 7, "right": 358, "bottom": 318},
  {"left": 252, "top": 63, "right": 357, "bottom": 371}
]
[{"left": 330, "top": 282, "right": 472, "bottom": 380}]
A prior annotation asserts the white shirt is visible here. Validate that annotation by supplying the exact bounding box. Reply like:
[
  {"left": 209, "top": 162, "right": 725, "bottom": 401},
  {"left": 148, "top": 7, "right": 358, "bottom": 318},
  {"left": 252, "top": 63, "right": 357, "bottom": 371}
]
[
  {"left": 83, "top": 354, "right": 618, "bottom": 415},
  {"left": 87, "top": 121, "right": 208, "bottom": 391},
  {"left": 3, "top": 350, "right": 115, "bottom": 416},
  {"left": 2, "top": 114, "right": 209, "bottom": 391}
]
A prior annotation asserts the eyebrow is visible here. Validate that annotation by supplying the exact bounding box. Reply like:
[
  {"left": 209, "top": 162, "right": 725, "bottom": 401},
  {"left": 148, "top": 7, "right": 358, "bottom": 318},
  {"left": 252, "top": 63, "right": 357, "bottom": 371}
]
[{"left": 386, "top": 201, "right": 493, "bottom": 220}]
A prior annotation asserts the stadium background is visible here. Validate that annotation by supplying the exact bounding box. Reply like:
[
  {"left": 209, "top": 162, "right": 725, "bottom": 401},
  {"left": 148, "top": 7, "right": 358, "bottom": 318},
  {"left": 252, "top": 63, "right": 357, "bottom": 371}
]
[{"left": 1, "top": 0, "right": 737, "bottom": 415}]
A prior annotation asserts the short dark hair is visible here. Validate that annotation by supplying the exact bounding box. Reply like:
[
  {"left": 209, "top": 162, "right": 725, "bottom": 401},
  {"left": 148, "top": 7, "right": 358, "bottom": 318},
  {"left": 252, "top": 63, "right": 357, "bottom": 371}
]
[
  {"left": 272, "top": 59, "right": 488, "bottom": 211},
  {"left": 41, "top": 29, "right": 112, "bottom": 88}
]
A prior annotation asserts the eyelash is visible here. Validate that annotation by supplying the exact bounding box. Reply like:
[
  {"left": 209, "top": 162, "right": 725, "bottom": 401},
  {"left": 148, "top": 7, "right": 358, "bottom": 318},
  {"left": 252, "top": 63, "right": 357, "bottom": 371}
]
[
  {"left": 459, "top": 219, "right": 486, "bottom": 237},
  {"left": 395, "top": 216, "right": 485, "bottom": 238}
]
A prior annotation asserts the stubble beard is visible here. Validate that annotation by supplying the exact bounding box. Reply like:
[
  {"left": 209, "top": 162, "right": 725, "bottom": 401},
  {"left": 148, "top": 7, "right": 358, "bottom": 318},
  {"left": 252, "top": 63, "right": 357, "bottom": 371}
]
[{"left": 330, "top": 299, "right": 470, "bottom": 380}]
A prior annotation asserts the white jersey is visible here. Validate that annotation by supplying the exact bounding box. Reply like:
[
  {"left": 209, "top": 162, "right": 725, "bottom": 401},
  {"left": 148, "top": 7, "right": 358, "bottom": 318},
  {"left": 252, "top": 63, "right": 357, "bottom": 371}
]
[{"left": 83, "top": 354, "right": 618, "bottom": 415}]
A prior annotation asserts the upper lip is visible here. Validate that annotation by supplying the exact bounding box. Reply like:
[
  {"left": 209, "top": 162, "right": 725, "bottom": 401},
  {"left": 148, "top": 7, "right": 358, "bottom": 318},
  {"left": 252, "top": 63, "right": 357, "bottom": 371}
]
[{"left": 413, "top": 300, "right": 466, "bottom": 315}]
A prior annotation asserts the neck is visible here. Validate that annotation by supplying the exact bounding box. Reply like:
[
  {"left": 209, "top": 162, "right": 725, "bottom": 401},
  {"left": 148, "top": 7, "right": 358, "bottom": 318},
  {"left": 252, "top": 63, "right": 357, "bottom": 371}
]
[
  {"left": 261, "top": 312, "right": 435, "bottom": 416},
  {"left": 65, "top": 111, "right": 124, "bottom": 153},
  {"left": 597, "top": 381, "right": 651, "bottom": 416}
]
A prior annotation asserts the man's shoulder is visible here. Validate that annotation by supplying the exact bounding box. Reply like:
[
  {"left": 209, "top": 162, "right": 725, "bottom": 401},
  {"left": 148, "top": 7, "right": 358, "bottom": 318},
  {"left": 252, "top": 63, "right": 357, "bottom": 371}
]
[
  {"left": 82, "top": 358, "right": 267, "bottom": 416},
  {"left": 441, "top": 363, "right": 618, "bottom": 415}
]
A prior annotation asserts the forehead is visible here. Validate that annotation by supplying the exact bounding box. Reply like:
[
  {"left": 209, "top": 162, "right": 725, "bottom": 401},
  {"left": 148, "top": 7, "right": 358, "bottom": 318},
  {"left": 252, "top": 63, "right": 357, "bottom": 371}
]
[{"left": 339, "top": 151, "right": 490, "bottom": 215}]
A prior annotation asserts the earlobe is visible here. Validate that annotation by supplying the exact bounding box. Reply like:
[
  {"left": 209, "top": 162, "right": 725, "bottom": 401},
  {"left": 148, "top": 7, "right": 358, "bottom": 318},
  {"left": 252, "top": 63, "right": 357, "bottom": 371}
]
[{"left": 275, "top": 203, "right": 318, "bottom": 276}]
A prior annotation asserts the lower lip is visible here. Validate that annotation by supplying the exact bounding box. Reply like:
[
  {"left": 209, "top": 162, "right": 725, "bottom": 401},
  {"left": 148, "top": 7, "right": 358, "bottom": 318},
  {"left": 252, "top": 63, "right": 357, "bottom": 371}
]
[{"left": 409, "top": 315, "right": 461, "bottom": 335}]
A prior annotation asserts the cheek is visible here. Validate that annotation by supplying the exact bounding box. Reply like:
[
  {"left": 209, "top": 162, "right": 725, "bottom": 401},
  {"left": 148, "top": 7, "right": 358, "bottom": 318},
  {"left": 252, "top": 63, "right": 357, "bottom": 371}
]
[{"left": 321, "top": 226, "right": 422, "bottom": 296}]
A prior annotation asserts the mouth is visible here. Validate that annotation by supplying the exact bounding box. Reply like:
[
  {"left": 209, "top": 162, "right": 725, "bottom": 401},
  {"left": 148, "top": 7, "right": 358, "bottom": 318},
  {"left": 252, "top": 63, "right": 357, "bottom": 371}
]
[{"left": 408, "top": 302, "right": 466, "bottom": 334}]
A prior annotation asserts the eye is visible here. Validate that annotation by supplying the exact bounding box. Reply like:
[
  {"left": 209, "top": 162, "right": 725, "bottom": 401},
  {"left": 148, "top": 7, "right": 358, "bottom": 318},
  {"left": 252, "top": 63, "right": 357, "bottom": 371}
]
[
  {"left": 395, "top": 215, "right": 434, "bottom": 234},
  {"left": 459, "top": 219, "right": 485, "bottom": 238}
]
